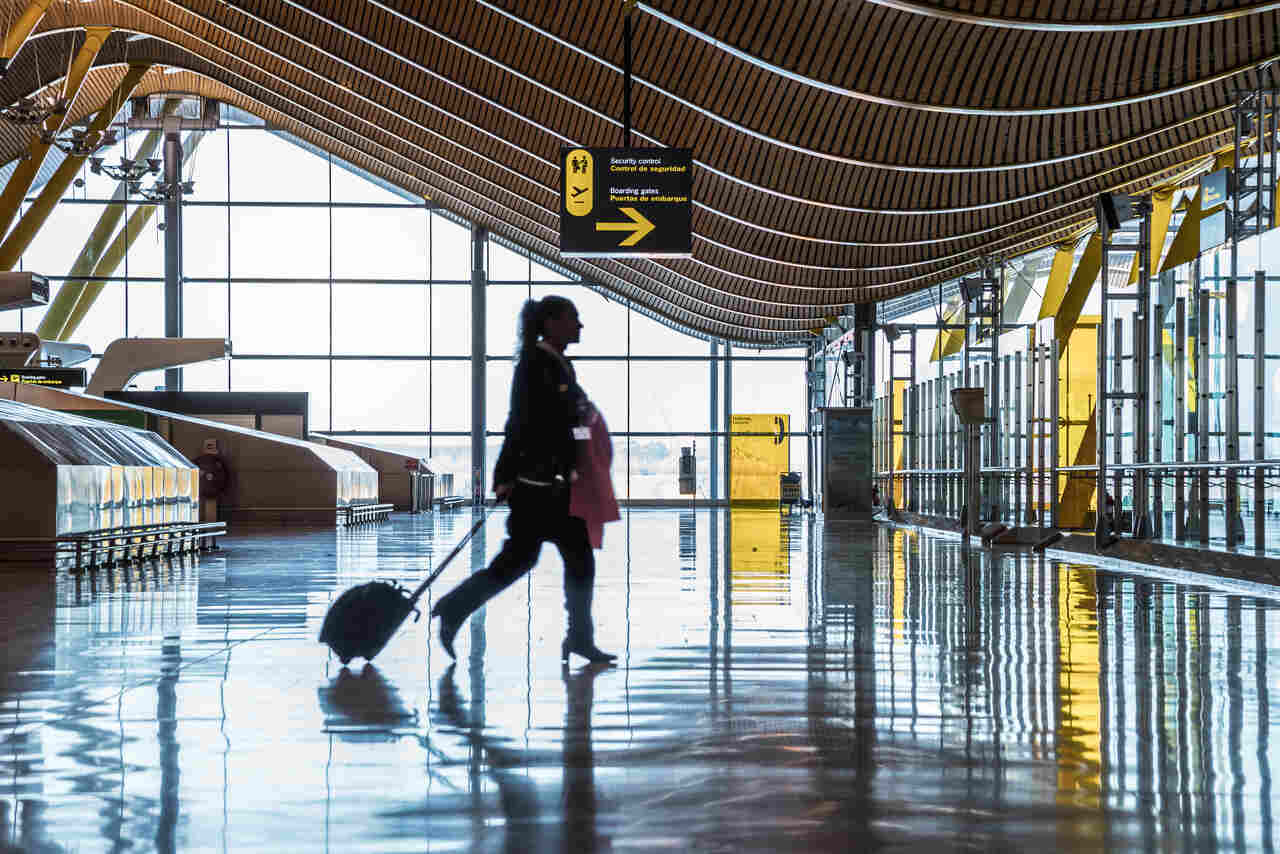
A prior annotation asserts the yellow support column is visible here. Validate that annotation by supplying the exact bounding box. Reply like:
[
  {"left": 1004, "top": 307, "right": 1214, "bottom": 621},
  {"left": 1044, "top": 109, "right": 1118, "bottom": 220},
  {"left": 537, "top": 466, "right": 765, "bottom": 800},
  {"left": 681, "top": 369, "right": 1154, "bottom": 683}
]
[
  {"left": 57, "top": 203, "right": 158, "bottom": 340},
  {"left": 0, "top": 26, "right": 111, "bottom": 240},
  {"left": 1127, "top": 187, "right": 1175, "bottom": 285},
  {"left": 1160, "top": 192, "right": 1207, "bottom": 275},
  {"left": 0, "top": 61, "right": 147, "bottom": 272},
  {"left": 929, "top": 298, "right": 964, "bottom": 362},
  {"left": 0, "top": 0, "right": 54, "bottom": 71},
  {"left": 1053, "top": 233, "right": 1103, "bottom": 346},
  {"left": 1038, "top": 242, "right": 1078, "bottom": 321}
]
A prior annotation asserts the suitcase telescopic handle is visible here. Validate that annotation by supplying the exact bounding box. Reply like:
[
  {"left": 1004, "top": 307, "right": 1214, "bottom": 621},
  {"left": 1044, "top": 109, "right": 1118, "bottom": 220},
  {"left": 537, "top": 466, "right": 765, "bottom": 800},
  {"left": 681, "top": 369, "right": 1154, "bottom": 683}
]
[{"left": 408, "top": 499, "right": 504, "bottom": 605}]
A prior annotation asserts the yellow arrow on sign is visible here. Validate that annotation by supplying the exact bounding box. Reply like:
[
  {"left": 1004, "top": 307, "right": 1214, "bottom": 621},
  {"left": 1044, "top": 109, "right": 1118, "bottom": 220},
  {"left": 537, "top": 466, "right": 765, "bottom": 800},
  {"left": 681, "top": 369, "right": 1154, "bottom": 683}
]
[{"left": 594, "top": 206, "right": 655, "bottom": 247}]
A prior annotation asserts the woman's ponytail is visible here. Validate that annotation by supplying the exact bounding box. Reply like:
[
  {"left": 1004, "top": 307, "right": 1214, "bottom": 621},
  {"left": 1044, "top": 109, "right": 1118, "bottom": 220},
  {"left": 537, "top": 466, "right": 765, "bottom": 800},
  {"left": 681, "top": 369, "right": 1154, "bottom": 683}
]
[{"left": 517, "top": 299, "right": 542, "bottom": 352}]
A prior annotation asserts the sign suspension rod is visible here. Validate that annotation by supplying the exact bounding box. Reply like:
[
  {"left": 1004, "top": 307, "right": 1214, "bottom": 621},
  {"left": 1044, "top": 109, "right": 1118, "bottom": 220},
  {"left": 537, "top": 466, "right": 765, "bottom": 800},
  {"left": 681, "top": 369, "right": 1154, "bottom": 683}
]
[{"left": 622, "top": 0, "right": 634, "bottom": 147}]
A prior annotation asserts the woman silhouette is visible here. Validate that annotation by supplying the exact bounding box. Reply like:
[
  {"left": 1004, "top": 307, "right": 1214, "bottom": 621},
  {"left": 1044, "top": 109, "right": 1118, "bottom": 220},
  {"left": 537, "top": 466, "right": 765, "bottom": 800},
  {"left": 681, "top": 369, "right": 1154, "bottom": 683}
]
[{"left": 431, "top": 296, "right": 616, "bottom": 664}]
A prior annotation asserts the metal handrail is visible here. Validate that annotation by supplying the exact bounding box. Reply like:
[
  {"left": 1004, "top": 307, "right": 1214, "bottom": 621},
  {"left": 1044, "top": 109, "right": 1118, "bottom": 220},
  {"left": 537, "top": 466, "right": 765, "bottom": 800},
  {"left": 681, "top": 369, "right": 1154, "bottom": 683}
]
[{"left": 0, "top": 519, "right": 226, "bottom": 571}]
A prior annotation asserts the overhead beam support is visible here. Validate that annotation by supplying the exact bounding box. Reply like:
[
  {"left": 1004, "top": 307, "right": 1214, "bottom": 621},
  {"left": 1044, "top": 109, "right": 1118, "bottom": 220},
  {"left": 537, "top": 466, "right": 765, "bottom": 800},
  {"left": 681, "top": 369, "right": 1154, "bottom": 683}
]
[
  {"left": 0, "top": 27, "right": 111, "bottom": 241},
  {"left": 1053, "top": 233, "right": 1103, "bottom": 345},
  {"left": 58, "top": 130, "right": 205, "bottom": 342},
  {"left": 0, "top": 61, "right": 148, "bottom": 272},
  {"left": 0, "top": 0, "right": 54, "bottom": 73},
  {"left": 1001, "top": 255, "right": 1038, "bottom": 325},
  {"left": 1160, "top": 193, "right": 1206, "bottom": 274},
  {"left": 38, "top": 99, "right": 180, "bottom": 341},
  {"left": 1038, "top": 242, "right": 1078, "bottom": 320},
  {"left": 929, "top": 299, "right": 964, "bottom": 361},
  {"left": 1127, "top": 187, "right": 1174, "bottom": 285}
]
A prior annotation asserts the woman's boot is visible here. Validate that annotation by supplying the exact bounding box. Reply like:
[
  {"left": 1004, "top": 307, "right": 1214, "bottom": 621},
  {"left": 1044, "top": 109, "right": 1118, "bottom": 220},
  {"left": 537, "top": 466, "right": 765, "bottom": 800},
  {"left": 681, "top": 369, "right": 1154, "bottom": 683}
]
[
  {"left": 562, "top": 581, "right": 616, "bottom": 663},
  {"left": 430, "top": 573, "right": 495, "bottom": 659}
]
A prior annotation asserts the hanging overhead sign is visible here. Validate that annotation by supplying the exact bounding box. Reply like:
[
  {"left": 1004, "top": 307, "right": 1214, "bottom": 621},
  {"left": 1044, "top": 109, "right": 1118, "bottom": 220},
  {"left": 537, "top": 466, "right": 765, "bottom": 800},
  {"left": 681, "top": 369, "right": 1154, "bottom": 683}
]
[{"left": 559, "top": 147, "right": 692, "bottom": 258}]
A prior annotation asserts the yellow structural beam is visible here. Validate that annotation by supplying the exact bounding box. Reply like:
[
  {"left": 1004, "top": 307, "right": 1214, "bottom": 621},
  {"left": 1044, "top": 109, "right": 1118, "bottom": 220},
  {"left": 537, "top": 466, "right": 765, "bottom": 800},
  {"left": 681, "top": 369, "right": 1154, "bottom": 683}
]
[
  {"left": 0, "top": 61, "right": 148, "bottom": 272},
  {"left": 0, "top": 0, "right": 54, "bottom": 66},
  {"left": 1160, "top": 191, "right": 1208, "bottom": 274},
  {"left": 1127, "top": 186, "right": 1175, "bottom": 285},
  {"left": 1053, "top": 233, "right": 1102, "bottom": 346},
  {"left": 929, "top": 299, "right": 964, "bottom": 362},
  {"left": 58, "top": 204, "right": 157, "bottom": 340},
  {"left": 1038, "top": 241, "right": 1077, "bottom": 320},
  {"left": 0, "top": 26, "right": 111, "bottom": 240}
]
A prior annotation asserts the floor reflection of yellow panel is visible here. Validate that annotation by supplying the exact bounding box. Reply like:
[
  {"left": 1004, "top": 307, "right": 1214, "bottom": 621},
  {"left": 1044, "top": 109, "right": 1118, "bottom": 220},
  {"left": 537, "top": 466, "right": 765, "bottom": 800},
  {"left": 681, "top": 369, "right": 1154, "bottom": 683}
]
[
  {"left": 729, "top": 509, "right": 790, "bottom": 606},
  {"left": 892, "top": 529, "right": 909, "bottom": 642},
  {"left": 730, "top": 413, "right": 789, "bottom": 503},
  {"left": 1057, "top": 566, "right": 1101, "bottom": 807}
]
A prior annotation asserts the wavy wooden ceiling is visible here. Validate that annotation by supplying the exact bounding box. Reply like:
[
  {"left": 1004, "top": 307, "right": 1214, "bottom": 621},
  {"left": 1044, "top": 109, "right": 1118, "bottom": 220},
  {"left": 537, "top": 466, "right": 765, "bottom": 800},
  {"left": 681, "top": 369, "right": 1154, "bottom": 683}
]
[{"left": 0, "top": 0, "right": 1273, "bottom": 343}]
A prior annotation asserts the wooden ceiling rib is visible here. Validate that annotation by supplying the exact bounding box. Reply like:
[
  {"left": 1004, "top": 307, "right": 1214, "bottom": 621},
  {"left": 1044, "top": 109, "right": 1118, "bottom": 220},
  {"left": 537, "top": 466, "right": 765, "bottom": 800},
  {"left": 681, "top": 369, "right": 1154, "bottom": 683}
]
[{"left": 0, "top": 1, "right": 1271, "bottom": 343}]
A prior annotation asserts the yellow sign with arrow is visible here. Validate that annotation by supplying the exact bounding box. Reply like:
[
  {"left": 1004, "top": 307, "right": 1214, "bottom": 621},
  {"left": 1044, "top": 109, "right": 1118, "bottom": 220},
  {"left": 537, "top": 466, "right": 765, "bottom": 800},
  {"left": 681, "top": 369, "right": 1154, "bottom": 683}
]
[
  {"left": 559, "top": 146, "right": 692, "bottom": 257},
  {"left": 594, "top": 207, "right": 654, "bottom": 246}
]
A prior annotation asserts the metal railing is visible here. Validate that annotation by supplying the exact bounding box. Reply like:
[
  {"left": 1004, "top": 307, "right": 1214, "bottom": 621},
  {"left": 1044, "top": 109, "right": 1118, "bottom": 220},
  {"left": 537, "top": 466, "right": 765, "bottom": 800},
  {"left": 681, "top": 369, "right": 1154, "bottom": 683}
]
[
  {"left": 342, "top": 503, "right": 395, "bottom": 526},
  {"left": 0, "top": 520, "right": 225, "bottom": 573}
]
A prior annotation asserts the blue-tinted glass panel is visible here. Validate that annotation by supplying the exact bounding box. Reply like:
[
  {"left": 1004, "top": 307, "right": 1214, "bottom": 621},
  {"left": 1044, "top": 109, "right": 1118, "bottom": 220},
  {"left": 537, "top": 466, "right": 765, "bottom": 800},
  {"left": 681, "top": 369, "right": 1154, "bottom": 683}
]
[
  {"left": 332, "top": 208, "right": 428, "bottom": 280},
  {"left": 185, "top": 282, "right": 229, "bottom": 339},
  {"left": 229, "top": 208, "right": 329, "bottom": 279},
  {"left": 486, "top": 284, "right": 529, "bottom": 356},
  {"left": 184, "top": 205, "right": 229, "bottom": 278},
  {"left": 332, "top": 360, "right": 428, "bottom": 431},
  {"left": 430, "top": 285, "right": 471, "bottom": 356},
  {"left": 431, "top": 214, "right": 470, "bottom": 280},
  {"left": 229, "top": 131, "right": 329, "bottom": 202},
  {"left": 429, "top": 361, "right": 470, "bottom": 432},
  {"left": 332, "top": 283, "right": 428, "bottom": 356},
  {"left": 629, "top": 308, "right": 707, "bottom": 355},
  {"left": 630, "top": 361, "right": 710, "bottom": 432},
  {"left": 488, "top": 240, "right": 528, "bottom": 282},
  {"left": 232, "top": 358, "right": 330, "bottom": 430},
  {"left": 125, "top": 281, "right": 165, "bottom": 339},
  {"left": 184, "top": 127, "right": 229, "bottom": 203},
  {"left": 230, "top": 282, "right": 329, "bottom": 355}
]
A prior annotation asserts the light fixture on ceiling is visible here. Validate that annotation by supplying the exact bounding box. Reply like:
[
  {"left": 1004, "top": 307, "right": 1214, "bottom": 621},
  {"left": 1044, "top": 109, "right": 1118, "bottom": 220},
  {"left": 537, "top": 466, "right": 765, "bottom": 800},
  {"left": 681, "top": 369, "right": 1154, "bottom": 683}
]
[
  {"left": 131, "top": 176, "right": 195, "bottom": 201},
  {"left": 41, "top": 125, "right": 119, "bottom": 157},
  {"left": 90, "top": 155, "right": 161, "bottom": 182},
  {"left": 0, "top": 93, "right": 67, "bottom": 126}
]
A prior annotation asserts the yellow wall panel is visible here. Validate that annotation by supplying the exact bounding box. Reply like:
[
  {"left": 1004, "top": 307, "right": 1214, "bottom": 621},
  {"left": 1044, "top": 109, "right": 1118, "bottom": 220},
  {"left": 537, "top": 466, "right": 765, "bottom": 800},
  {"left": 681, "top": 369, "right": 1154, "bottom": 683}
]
[{"left": 730, "top": 413, "right": 790, "bottom": 502}]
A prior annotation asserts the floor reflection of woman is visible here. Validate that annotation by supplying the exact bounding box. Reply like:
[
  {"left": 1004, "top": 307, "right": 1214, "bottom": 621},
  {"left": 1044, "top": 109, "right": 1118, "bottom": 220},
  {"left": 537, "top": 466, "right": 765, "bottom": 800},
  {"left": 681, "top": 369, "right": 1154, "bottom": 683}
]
[{"left": 431, "top": 296, "right": 616, "bottom": 664}]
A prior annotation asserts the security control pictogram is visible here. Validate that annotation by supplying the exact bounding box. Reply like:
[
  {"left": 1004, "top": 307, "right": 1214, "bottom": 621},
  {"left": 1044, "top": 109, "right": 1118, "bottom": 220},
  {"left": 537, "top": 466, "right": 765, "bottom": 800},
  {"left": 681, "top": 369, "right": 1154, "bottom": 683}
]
[{"left": 559, "top": 147, "right": 692, "bottom": 257}]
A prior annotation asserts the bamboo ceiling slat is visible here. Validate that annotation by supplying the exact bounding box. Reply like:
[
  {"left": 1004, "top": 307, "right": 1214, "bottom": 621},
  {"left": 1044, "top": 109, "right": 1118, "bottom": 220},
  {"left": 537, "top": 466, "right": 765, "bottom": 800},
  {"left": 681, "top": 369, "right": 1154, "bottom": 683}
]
[{"left": 0, "top": 0, "right": 1265, "bottom": 342}]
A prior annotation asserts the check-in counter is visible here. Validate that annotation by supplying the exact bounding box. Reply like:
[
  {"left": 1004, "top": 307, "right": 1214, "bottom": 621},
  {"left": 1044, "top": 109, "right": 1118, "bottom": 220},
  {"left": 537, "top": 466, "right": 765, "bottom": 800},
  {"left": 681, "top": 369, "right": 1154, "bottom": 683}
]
[
  {"left": 0, "top": 382, "right": 378, "bottom": 528},
  {"left": 0, "top": 399, "right": 198, "bottom": 543},
  {"left": 310, "top": 435, "right": 431, "bottom": 511}
]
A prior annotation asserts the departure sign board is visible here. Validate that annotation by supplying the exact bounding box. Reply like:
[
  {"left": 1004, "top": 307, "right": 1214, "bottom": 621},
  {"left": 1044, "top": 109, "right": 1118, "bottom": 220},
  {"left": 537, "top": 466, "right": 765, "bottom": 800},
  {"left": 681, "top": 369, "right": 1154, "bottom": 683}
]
[
  {"left": 559, "top": 147, "right": 692, "bottom": 257},
  {"left": 3, "top": 368, "right": 86, "bottom": 388}
]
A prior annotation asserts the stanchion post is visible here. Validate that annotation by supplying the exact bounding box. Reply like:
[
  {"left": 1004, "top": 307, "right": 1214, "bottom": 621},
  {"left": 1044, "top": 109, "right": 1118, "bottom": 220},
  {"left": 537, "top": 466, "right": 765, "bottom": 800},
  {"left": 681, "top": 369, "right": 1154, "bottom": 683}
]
[
  {"left": 1256, "top": 270, "right": 1266, "bottom": 553},
  {"left": 1050, "top": 338, "right": 1060, "bottom": 530},
  {"left": 1175, "top": 296, "right": 1187, "bottom": 540}
]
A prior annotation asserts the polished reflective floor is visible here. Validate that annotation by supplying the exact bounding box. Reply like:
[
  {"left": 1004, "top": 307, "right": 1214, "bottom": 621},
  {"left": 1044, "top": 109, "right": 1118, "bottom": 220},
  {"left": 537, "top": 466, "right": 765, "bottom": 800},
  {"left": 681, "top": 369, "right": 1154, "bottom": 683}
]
[{"left": 1, "top": 510, "right": 1278, "bottom": 852}]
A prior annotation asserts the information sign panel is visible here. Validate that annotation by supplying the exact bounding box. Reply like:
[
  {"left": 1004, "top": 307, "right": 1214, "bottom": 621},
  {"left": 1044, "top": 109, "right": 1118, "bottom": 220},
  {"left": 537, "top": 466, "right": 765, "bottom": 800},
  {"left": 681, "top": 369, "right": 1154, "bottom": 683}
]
[
  {"left": 3, "top": 368, "right": 87, "bottom": 388},
  {"left": 559, "top": 147, "right": 692, "bottom": 257}
]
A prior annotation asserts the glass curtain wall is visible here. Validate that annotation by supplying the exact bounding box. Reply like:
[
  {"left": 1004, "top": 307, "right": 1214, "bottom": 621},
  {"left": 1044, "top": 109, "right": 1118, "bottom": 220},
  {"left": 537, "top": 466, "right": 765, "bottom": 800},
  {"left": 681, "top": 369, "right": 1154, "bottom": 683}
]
[
  {"left": 11, "top": 105, "right": 806, "bottom": 501},
  {"left": 855, "top": 186, "right": 1280, "bottom": 552}
]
